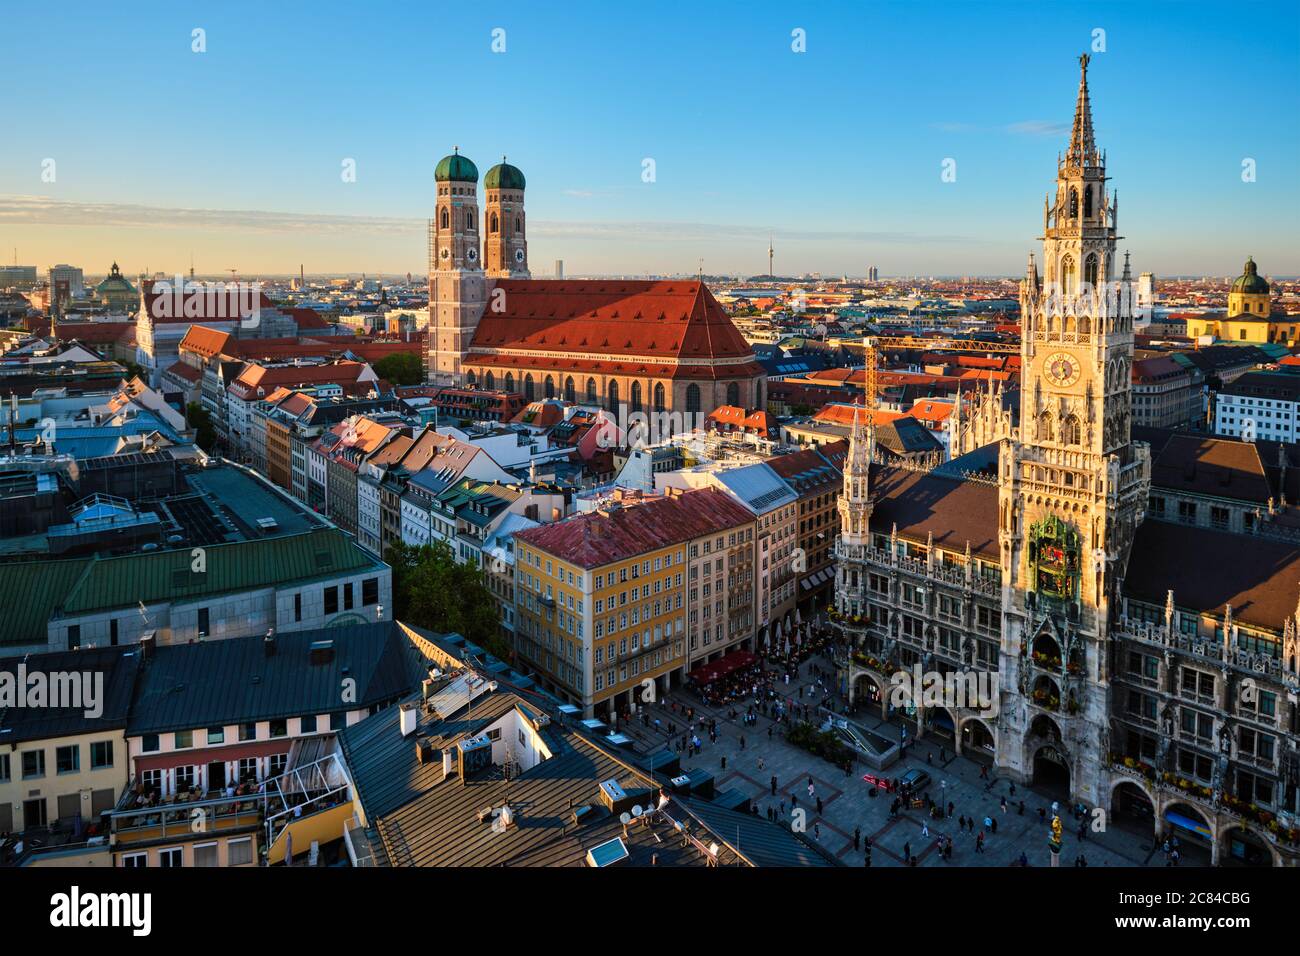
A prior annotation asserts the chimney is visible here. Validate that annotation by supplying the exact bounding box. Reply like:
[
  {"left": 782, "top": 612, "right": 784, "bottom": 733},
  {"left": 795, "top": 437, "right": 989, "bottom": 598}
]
[
  {"left": 400, "top": 702, "right": 418, "bottom": 737},
  {"left": 139, "top": 631, "right": 156, "bottom": 661}
]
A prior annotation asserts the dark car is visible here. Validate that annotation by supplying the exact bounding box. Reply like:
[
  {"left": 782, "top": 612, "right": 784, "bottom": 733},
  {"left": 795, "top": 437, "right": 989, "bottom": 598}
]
[{"left": 898, "top": 768, "right": 931, "bottom": 792}]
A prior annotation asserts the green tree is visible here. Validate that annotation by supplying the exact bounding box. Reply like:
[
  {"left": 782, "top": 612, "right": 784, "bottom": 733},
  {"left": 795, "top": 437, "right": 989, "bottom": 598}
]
[
  {"left": 372, "top": 352, "right": 424, "bottom": 386},
  {"left": 386, "top": 541, "right": 508, "bottom": 660},
  {"left": 186, "top": 402, "right": 217, "bottom": 452}
]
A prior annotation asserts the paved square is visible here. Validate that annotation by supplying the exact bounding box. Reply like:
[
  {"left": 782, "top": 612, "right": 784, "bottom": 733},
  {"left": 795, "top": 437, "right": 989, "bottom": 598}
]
[{"left": 615, "top": 652, "right": 1163, "bottom": 868}]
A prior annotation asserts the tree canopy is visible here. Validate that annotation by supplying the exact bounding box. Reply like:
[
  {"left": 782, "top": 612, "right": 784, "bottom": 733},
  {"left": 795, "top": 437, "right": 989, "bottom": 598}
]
[{"left": 385, "top": 540, "right": 509, "bottom": 660}]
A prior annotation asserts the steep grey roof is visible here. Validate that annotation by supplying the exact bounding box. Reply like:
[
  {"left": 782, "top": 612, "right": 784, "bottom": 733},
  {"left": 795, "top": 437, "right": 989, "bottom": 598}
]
[
  {"left": 0, "top": 645, "right": 142, "bottom": 744},
  {"left": 126, "top": 622, "right": 425, "bottom": 736}
]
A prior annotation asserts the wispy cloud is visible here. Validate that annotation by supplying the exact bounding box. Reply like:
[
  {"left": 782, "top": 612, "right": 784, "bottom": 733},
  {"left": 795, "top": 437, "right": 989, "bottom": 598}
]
[
  {"left": 0, "top": 195, "right": 972, "bottom": 245},
  {"left": 1005, "top": 120, "right": 1070, "bottom": 137}
]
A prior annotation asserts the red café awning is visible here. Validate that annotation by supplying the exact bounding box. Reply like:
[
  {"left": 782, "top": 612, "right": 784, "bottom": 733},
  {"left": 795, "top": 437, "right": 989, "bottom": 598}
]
[{"left": 688, "top": 650, "right": 758, "bottom": 686}]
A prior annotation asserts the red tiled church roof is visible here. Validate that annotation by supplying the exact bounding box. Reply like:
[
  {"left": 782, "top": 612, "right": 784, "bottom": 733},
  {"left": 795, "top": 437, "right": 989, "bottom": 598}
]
[{"left": 467, "top": 280, "right": 758, "bottom": 379}]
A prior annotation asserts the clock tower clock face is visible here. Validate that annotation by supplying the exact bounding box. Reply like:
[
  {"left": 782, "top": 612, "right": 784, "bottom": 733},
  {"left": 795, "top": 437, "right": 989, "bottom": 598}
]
[
  {"left": 1044, "top": 352, "right": 1081, "bottom": 388},
  {"left": 514, "top": 249, "right": 525, "bottom": 263},
  {"left": 467, "top": 248, "right": 478, "bottom": 262},
  {"left": 439, "top": 248, "right": 450, "bottom": 261}
]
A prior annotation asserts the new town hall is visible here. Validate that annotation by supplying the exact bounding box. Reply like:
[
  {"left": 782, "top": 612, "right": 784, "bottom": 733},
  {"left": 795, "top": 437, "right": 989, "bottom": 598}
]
[{"left": 834, "top": 56, "right": 1300, "bottom": 866}]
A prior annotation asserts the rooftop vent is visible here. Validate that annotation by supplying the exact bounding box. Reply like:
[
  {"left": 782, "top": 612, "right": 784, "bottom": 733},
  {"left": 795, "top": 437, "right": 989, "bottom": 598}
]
[{"left": 308, "top": 639, "right": 335, "bottom": 665}]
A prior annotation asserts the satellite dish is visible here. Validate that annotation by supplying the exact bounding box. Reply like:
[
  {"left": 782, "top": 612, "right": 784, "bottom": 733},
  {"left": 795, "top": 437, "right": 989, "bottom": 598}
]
[
  {"left": 619, "top": 812, "right": 632, "bottom": 826},
  {"left": 631, "top": 804, "right": 644, "bottom": 817}
]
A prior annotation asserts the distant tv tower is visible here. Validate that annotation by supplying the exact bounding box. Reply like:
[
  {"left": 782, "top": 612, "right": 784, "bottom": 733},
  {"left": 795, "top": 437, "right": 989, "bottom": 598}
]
[{"left": 768, "top": 234, "right": 774, "bottom": 279}]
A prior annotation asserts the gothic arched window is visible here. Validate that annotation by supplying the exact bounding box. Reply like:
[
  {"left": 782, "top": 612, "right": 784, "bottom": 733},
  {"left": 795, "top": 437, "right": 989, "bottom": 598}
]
[
  {"left": 544, "top": 375, "right": 555, "bottom": 399},
  {"left": 1083, "top": 185, "right": 1094, "bottom": 219},
  {"left": 686, "top": 384, "right": 701, "bottom": 414},
  {"left": 1062, "top": 414, "right": 1081, "bottom": 446},
  {"left": 466, "top": 370, "right": 476, "bottom": 387},
  {"left": 630, "top": 381, "right": 643, "bottom": 412},
  {"left": 586, "top": 378, "right": 597, "bottom": 404},
  {"left": 1069, "top": 188, "right": 1079, "bottom": 219},
  {"left": 504, "top": 372, "right": 514, "bottom": 393},
  {"left": 1060, "top": 256, "right": 1077, "bottom": 297},
  {"left": 1084, "top": 254, "right": 1098, "bottom": 293},
  {"left": 653, "top": 382, "right": 665, "bottom": 412},
  {"left": 515, "top": 217, "right": 522, "bottom": 234},
  {"left": 726, "top": 382, "right": 740, "bottom": 407},
  {"left": 524, "top": 374, "right": 535, "bottom": 402},
  {"left": 1038, "top": 411, "right": 1053, "bottom": 442},
  {"left": 490, "top": 212, "right": 499, "bottom": 234},
  {"left": 440, "top": 209, "right": 449, "bottom": 230},
  {"left": 564, "top": 376, "right": 575, "bottom": 403},
  {"left": 607, "top": 379, "right": 619, "bottom": 412},
  {"left": 466, "top": 211, "right": 474, "bottom": 230},
  {"left": 484, "top": 370, "right": 495, "bottom": 391}
]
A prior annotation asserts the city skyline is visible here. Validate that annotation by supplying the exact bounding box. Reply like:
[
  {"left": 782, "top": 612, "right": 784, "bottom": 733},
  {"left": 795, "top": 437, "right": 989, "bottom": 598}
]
[{"left": 1, "top": 0, "right": 1297, "bottom": 277}]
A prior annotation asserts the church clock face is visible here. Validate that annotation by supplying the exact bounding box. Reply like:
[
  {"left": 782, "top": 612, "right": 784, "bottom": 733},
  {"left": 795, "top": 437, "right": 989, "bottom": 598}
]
[
  {"left": 467, "top": 248, "right": 478, "bottom": 262},
  {"left": 439, "top": 248, "right": 450, "bottom": 261},
  {"left": 514, "top": 249, "right": 525, "bottom": 263},
  {"left": 1044, "top": 352, "right": 1081, "bottom": 388}
]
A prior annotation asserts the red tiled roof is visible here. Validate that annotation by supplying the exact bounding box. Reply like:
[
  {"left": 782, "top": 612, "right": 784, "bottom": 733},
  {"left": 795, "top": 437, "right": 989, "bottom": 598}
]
[
  {"left": 813, "top": 404, "right": 904, "bottom": 427},
  {"left": 162, "top": 361, "right": 202, "bottom": 384},
  {"left": 467, "top": 280, "right": 757, "bottom": 378},
  {"left": 516, "top": 488, "right": 754, "bottom": 568},
  {"left": 52, "top": 321, "right": 133, "bottom": 344},
  {"left": 228, "top": 361, "right": 371, "bottom": 400}
]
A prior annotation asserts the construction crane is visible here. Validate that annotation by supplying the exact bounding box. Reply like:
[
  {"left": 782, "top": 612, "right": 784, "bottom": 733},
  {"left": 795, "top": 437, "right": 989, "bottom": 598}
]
[
  {"left": 865, "top": 334, "right": 1019, "bottom": 354},
  {"left": 863, "top": 335, "right": 879, "bottom": 412}
]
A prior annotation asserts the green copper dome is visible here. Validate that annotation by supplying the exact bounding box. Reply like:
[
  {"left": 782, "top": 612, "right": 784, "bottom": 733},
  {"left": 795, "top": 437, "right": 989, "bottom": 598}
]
[
  {"left": 435, "top": 149, "right": 478, "bottom": 184},
  {"left": 1231, "top": 257, "right": 1270, "bottom": 295},
  {"left": 484, "top": 159, "right": 526, "bottom": 191}
]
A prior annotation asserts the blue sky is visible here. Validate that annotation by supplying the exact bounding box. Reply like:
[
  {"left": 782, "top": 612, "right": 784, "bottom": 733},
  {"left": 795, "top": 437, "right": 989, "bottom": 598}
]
[{"left": 1, "top": 0, "right": 1296, "bottom": 277}]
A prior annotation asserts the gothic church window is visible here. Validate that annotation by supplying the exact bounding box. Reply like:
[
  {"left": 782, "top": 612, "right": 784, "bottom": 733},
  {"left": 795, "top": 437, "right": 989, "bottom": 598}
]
[
  {"left": 490, "top": 213, "right": 499, "bottom": 234},
  {"left": 686, "top": 384, "right": 701, "bottom": 414},
  {"left": 586, "top": 378, "right": 598, "bottom": 404},
  {"left": 440, "top": 209, "right": 449, "bottom": 230},
  {"left": 1069, "top": 188, "right": 1079, "bottom": 218},
  {"left": 1083, "top": 184, "right": 1093, "bottom": 219}
]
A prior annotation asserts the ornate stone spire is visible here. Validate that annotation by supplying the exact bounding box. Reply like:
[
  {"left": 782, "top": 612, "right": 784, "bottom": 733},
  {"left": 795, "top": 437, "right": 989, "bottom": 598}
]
[{"left": 1066, "top": 53, "right": 1098, "bottom": 167}]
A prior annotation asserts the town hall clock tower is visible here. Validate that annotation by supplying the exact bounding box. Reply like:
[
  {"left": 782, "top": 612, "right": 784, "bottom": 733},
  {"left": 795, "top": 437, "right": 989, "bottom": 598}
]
[{"left": 995, "top": 55, "right": 1151, "bottom": 806}]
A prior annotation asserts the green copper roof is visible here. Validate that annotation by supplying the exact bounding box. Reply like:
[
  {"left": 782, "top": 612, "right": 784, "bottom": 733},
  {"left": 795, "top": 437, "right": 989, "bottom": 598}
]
[
  {"left": 1231, "top": 257, "right": 1270, "bottom": 295},
  {"left": 435, "top": 150, "right": 479, "bottom": 184},
  {"left": 484, "top": 160, "right": 525, "bottom": 191}
]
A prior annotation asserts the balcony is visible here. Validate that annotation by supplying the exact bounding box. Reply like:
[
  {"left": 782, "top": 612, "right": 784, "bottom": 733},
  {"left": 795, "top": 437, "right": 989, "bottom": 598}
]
[
  {"left": 834, "top": 538, "right": 999, "bottom": 597},
  {"left": 1116, "top": 618, "right": 1295, "bottom": 684}
]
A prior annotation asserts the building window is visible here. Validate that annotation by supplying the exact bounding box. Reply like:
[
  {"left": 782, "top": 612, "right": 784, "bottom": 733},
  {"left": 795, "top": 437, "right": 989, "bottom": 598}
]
[
  {"left": 301, "top": 715, "right": 318, "bottom": 734},
  {"left": 56, "top": 745, "right": 80, "bottom": 774},
  {"left": 90, "top": 741, "right": 114, "bottom": 770},
  {"left": 22, "top": 750, "right": 46, "bottom": 779},
  {"left": 362, "top": 577, "right": 379, "bottom": 606},
  {"left": 294, "top": 593, "right": 303, "bottom": 622},
  {"left": 686, "top": 384, "right": 701, "bottom": 414},
  {"left": 207, "top": 727, "right": 225, "bottom": 745},
  {"left": 122, "top": 852, "right": 148, "bottom": 868},
  {"left": 141, "top": 734, "right": 160, "bottom": 753},
  {"left": 269, "top": 719, "right": 288, "bottom": 738},
  {"left": 194, "top": 843, "right": 219, "bottom": 868},
  {"left": 324, "top": 586, "right": 339, "bottom": 615},
  {"left": 228, "top": 838, "right": 254, "bottom": 866},
  {"left": 197, "top": 607, "right": 210, "bottom": 636}
]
